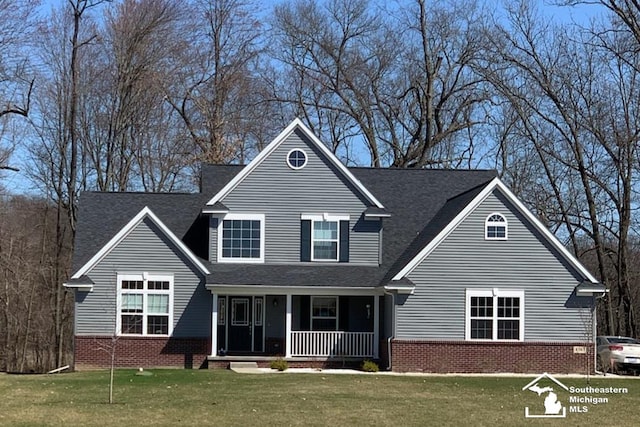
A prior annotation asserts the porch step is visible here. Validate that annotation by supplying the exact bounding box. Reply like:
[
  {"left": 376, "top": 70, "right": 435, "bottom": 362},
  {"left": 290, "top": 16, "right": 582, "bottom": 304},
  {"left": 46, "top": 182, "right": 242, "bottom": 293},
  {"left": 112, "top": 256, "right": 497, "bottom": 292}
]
[
  {"left": 229, "top": 361, "right": 264, "bottom": 374},
  {"left": 229, "top": 361, "right": 259, "bottom": 369}
]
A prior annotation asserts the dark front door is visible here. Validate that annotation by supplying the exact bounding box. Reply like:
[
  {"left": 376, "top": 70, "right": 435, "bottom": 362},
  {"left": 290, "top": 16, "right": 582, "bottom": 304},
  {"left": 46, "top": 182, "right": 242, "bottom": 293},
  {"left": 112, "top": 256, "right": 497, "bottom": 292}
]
[{"left": 228, "top": 297, "right": 252, "bottom": 352}]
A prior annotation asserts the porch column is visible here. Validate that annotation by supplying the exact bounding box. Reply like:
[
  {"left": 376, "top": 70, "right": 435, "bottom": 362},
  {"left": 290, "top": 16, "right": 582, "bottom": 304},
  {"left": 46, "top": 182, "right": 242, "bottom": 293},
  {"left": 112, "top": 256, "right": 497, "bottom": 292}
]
[
  {"left": 285, "top": 294, "right": 292, "bottom": 358},
  {"left": 373, "top": 294, "right": 379, "bottom": 359},
  {"left": 211, "top": 293, "right": 218, "bottom": 357}
]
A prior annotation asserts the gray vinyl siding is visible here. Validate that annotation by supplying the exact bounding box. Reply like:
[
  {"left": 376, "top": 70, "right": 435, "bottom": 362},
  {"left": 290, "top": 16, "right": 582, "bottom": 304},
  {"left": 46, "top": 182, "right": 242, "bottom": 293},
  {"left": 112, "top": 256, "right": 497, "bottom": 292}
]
[
  {"left": 74, "top": 217, "right": 210, "bottom": 337},
  {"left": 398, "top": 190, "right": 590, "bottom": 342},
  {"left": 213, "top": 129, "right": 380, "bottom": 265}
]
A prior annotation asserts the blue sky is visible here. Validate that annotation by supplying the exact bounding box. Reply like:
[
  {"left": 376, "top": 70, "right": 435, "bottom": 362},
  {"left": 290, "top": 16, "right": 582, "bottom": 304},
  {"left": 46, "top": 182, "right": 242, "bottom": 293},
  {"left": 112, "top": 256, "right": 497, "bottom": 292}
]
[{"left": 2, "top": 0, "right": 607, "bottom": 195}]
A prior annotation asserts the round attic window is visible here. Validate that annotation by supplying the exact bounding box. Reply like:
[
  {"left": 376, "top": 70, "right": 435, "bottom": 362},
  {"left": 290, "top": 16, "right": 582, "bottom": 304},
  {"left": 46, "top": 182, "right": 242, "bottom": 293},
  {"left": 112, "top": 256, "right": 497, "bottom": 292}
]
[{"left": 287, "top": 148, "right": 307, "bottom": 170}]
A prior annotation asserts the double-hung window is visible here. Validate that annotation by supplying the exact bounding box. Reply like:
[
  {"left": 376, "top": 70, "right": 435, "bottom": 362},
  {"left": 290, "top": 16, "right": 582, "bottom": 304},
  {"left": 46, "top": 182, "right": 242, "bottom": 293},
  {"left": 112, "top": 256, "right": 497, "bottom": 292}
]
[
  {"left": 118, "top": 273, "right": 173, "bottom": 336},
  {"left": 466, "top": 289, "right": 523, "bottom": 341},
  {"left": 300, "top": 214, "right": 349, "bottom": 262},
  {"left": 218, "top": 214, "right": 265, "bottom": 263},
  {"left": 313, "top": 220, "right": 339, "bottom": 260}
]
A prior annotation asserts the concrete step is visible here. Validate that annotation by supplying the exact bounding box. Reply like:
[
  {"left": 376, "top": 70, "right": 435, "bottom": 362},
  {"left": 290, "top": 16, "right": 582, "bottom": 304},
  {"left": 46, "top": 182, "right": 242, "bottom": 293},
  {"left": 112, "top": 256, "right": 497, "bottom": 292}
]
[{"left": 229, "top": 361, "right": 259, "bottom": 369}]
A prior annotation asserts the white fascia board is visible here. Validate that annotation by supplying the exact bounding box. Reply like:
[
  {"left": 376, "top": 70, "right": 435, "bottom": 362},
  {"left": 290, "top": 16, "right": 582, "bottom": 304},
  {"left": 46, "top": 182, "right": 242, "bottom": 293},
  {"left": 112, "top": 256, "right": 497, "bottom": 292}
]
[
  {"left": 383, "top": 284, "right": 415, "bottom": 295},
  {"left": 72, "top": 206, "right": 210, "bottom": 279},
  {"left": 392, "top": 178, "right": 599, "bottom": 283},
  {"left": 201, "top": 208, "right": 229, "bottom": 214},
  {"left": 62, "top": 282, "right": 93, "bottom": 292},
  {"left": 206, "top": 118, "right": 384, "bottom": 209},
  {"left": 205, "top": 284, "right": 382, "bottom": 296}
]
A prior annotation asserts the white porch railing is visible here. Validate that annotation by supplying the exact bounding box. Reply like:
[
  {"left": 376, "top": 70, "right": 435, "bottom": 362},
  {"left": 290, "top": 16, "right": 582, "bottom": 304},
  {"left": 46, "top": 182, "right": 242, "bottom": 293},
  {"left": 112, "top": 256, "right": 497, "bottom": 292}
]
[{"left": 290, "top": 331, "right": 374, "bottom": 357}]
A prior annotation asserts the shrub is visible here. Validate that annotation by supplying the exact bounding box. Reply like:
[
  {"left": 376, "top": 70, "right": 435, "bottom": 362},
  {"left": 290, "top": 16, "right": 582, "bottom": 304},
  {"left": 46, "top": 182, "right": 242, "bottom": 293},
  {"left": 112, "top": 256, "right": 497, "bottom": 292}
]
[
  {"left": 361, "top": 360, "right": 379, "bottom": 372},
  {"left": 270, "top": 358, "right": 288, "bottom": 371}
]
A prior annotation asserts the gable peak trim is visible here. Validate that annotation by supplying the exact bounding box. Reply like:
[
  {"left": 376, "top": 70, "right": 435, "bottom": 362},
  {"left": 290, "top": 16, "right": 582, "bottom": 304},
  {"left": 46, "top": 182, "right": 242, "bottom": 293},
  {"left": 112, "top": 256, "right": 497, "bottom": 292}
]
[
  {"left": 205, "top": 118, "right": 384, "bottom": 208},
  {"left": 72, "top": 206, "right": 210, "bottom": 279}
]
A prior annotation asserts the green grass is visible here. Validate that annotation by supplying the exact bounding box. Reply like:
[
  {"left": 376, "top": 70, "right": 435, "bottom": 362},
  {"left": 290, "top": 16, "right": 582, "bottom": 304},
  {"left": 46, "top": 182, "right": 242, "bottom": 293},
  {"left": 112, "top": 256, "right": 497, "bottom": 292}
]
[{"left": 0, "top": 369, "right": 638, "bottom": 426}]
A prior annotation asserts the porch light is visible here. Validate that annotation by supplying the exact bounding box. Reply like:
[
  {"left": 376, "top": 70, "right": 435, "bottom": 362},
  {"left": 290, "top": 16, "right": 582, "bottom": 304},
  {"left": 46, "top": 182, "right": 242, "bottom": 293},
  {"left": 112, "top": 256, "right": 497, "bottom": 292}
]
[
  {"left": 272, "top": 298, "right": 278, "bottom": 307},
  {"left": 366, "top": 304, "right": 371, "bottom": 319}
]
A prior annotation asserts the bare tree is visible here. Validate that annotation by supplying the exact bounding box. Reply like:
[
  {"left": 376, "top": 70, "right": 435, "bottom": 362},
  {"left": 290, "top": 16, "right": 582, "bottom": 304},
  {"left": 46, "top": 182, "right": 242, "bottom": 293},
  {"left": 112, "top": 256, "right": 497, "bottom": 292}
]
[
  {"left": 478, "top": 1, "right": 640, "bottom": 336},
  {"left": 269, "top": 0, "right": 489, "bottom": 168},
  {"left": 0, "top": 0, "right": 37, "bottom": 172},
  {"left": 165, "top": 0, "right": 270, "bottom": 165}
]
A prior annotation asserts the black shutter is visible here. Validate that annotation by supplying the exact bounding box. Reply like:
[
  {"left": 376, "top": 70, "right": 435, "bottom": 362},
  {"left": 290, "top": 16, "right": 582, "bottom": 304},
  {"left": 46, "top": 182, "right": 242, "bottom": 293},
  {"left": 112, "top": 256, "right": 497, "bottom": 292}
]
[
  {"left": 339, "top": 220, "right": 349, "bottom": 262},
  {"left": 301, "top": 296, "right": 310, "bottom": 330},
  {"left": 300, "top": 220, "right": 311, "bottom": 261}
]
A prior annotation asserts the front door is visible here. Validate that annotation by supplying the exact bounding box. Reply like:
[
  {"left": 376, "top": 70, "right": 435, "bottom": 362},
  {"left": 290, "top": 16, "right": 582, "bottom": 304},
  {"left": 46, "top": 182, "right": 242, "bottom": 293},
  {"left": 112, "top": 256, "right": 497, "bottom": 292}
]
[{"left": 228, "top": 297, "right": 252, "bottom": 352}]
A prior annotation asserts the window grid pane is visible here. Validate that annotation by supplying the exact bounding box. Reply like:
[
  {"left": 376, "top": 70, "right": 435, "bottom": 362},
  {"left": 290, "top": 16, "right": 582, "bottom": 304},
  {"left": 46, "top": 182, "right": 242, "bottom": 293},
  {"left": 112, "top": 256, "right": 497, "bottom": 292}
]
[
  {"left": 487, "top": 226, "right": 506, "bottom": 238},
  {"left": 486, "top": 214, "right": 507, "bottom": 239},
  {"left": 147, "top": 315, "right": 168, "bottom": 335},
  {"left": 498, "top": 297, "right": 519, "bottom": 318},
  {"left": 121, "top": 315, "right": 142, "bottom": 334},
  {"left": 222, "top": 219, "right": 261, "bottom": 259},
  {"left": 147, "top": 294, "right": 169, "bottom": 314},
  {"left": 122, "top": 280, "right": 143, "bottom": 290},
  {"left": 498, "top": 320, "right": 520, "bottom": 340},
  {"left": 148, "top": 280, "right": 169, "bottom": 290},
  {"left": 122, "top": 294, "right": 143, "bottom": 313},
  {"left": 471, "top": 319, "right": 492, "bottom": 339},
  {"left": 470, "top": 297, "right": 493, "bottom": 318}
]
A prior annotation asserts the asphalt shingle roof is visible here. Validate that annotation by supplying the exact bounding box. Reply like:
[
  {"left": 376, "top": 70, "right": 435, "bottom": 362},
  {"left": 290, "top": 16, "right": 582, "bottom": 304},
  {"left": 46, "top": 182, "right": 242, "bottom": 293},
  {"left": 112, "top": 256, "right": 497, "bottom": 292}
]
[{"left": 72, "top": 164, "right": 497, "bottom": 287}]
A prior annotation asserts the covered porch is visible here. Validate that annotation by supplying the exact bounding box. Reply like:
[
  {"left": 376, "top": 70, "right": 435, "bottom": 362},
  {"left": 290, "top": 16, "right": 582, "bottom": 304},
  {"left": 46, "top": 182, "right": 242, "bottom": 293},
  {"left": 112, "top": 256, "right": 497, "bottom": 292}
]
[{"left": 207, "top": 286, "right": 381, "bottom": 360}]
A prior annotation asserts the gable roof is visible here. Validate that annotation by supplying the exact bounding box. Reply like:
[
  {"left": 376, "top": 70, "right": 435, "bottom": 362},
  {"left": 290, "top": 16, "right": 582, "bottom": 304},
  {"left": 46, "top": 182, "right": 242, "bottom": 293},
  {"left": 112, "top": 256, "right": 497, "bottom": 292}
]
[
  {"left": 205, "top": 118, "right": 385, "bottom": 209},
  {"left": 72, "top": 201, "right": 210, "bottom": 278},
  {"left": 390, "top": 177, "right": 599, "bottom": 283},
  {"left": 204, "top": 167, "right": 499, "bottom": 288}
]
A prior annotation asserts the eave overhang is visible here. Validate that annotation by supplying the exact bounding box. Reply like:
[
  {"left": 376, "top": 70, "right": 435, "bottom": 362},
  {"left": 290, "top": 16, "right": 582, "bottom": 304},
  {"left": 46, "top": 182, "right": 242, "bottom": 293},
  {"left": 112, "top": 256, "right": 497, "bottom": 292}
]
[
  {"left": 575, "top": 281, "right": 608, "bottom": 297},
  {"left": 63, "top": 275, "right": 95, "bottom": 292}
]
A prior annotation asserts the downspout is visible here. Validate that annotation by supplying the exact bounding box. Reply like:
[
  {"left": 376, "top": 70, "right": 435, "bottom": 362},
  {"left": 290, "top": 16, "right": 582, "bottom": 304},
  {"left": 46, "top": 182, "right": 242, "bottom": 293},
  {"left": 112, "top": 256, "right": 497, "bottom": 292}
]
[{"left": 383, "top": 289, "right": 396, "bottom": 371}]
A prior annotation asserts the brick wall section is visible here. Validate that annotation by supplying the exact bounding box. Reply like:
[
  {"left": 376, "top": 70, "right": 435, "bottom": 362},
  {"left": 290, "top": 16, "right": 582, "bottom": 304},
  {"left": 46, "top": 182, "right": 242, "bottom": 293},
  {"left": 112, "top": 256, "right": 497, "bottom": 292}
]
[
  {"left": 391, "top": 340, "right": 594, "bottom": 374},
  {"left": 208, "top": 359, "right": 363, "bottom": 370},
  {"left": 75, "top": 336, "right": 210, "bottom": 369}
]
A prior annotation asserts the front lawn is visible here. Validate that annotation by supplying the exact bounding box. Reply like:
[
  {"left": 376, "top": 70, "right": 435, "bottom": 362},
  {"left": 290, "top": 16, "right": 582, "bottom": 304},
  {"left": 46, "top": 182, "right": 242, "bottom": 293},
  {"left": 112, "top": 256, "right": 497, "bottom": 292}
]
[{"left": 0, "top": 369, "right": 637, "bottom": 426}]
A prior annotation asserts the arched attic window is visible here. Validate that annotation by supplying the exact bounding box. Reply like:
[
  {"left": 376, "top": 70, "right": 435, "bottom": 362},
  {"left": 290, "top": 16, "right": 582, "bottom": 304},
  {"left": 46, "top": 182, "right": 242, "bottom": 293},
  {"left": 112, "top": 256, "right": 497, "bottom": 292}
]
[{"left": 485, "top": 213, "right": 507, "bottom": 240}]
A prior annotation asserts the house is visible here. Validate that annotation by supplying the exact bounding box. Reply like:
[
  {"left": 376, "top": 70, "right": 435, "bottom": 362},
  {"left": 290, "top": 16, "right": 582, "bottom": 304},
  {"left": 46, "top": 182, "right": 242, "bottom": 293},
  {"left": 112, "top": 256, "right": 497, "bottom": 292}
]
[{"left": 64, "top": 119, "right": 606, "bottom": 373}]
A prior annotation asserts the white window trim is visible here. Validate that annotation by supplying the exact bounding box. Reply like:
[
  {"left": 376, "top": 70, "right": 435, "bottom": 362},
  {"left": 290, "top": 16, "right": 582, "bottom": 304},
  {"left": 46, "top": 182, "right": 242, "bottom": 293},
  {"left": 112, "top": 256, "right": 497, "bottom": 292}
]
[
  {"left": 485, "top": 212, "right": 508, "bottom": 240},
  {"left": 116, "top": 273, "right": 174, "bottom": 337},
  {"left": 310, "top": 296, "right": 339, "bottom": 331},
  {"left": 286, "top": 148, "right": 308, "bottom": 170},
  {"left": 217, "top": 213, "right": 265, "bottom": 263},
  {"left": 465, "top": 288, "right": 524, "bottom": 341},
  {"left": 301, "top": 214, "right": 349, "bottom": 262}
]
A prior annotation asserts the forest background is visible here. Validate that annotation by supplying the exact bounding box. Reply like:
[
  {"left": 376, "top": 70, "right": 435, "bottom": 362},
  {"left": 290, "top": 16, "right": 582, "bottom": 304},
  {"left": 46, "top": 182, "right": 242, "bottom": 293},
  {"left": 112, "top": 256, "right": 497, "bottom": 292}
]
[{"left": 1, "top": 0, "right": 639, "bottom": 373}]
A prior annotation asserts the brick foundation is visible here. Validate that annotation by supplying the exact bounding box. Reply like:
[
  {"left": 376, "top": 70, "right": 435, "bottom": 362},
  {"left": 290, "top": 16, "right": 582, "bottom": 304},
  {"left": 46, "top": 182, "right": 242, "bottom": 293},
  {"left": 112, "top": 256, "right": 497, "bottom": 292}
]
[
  {"left": 391, "top": 340, "right": 594, "bottom": 374},
  {"left": 208, "top": 359, "right": 364, "bottom": 370},
  {"left": 74, "top": 336, "right": 210, "bottom": 369}
]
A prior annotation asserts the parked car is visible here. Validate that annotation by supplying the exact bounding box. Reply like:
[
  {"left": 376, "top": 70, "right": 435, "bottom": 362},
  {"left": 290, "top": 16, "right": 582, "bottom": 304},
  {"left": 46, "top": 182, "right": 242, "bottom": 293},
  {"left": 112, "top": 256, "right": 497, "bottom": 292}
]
[{"left": 596, "top": 336, "right": 640, "bottom": 374}]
